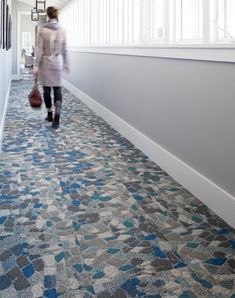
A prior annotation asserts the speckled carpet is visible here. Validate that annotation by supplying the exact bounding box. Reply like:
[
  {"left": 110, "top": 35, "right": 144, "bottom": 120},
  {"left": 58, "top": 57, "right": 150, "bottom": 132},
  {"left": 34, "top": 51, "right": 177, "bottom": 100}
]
[{"left": 0, "top": 70, "right": 235, "bottom": 298}]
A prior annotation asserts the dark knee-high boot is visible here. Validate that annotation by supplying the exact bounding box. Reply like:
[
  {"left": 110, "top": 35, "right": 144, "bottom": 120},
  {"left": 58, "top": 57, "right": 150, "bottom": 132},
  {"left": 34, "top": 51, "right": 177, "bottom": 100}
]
[
  {"left": 52, "top": 100, "right": 61, "bottom": 129},
  {"left": 52, "top": 114, "right": 60, "bottom": 129},
  {"left": 45, "top": 111, "right": 53, "bottom": 122}
]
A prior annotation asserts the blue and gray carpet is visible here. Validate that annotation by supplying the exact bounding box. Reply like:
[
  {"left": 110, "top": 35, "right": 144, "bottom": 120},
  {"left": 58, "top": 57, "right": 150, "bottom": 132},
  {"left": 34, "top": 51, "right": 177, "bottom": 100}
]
[{"left": 0, "top": 71, "right": 235, "bottom": 297}]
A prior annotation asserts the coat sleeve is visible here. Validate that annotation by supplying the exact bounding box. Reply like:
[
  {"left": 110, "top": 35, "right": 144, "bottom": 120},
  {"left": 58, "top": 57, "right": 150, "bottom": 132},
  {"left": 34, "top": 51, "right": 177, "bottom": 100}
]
[
  {"left": 35, "top": 29, "right": 44, "bottom": 67},
  {"left": 62, "top": 30, "right": 68, "bottom": 67}
]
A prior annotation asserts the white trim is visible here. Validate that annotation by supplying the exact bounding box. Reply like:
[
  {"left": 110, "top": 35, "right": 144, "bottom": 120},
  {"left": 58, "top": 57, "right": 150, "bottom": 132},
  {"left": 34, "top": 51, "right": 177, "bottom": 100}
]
[
  {"left": 0, "top": 80, "right": 11, "bottom": 154},
  {"left": 62, "top": 78, "right": 235, "bottom": 229},
  {"left": 203, "top": 0, "right": 211, "bottom": 44},
  {"left": 12, "top": 74, "right": 21, "bottom": 80},
  {"left": 68, "top": 46, "right": 235, "bottom": 62}
]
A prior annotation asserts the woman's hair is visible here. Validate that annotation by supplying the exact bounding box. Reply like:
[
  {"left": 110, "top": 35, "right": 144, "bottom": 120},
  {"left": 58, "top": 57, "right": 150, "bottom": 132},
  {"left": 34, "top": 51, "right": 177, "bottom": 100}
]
[{"left": 46, "top": 6, "right": 58, "bottom": 20}]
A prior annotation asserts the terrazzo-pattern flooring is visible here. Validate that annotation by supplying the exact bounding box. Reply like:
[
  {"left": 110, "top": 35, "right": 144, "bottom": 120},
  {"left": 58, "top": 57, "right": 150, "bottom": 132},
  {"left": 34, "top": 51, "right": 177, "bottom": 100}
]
[{"left": 0, "top": 70, "right": 235, "bottom": 298}]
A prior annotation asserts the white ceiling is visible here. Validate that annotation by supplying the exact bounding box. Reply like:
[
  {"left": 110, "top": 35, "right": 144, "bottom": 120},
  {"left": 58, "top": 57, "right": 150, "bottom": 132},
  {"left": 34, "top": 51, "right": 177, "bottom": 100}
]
[{"left": 18, "top": 0, "right": 70, "bottom": 9}]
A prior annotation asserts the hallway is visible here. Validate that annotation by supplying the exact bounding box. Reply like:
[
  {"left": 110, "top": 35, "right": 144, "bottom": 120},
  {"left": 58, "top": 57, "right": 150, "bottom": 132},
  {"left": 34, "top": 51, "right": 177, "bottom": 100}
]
[{"left": 0, "top": 73, "right": 234, "bottom": 297}]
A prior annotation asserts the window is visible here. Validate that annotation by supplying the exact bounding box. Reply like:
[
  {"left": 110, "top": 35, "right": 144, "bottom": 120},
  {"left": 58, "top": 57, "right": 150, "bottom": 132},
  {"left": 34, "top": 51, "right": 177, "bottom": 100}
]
[
  {"left": 60, "top": 0, "right": 165, "bottom": 47},
  {"left": 22, "top": 32, "right": 32, "bottom": 54},
  {"left": 60, "top": 0, "right": 235, "bottom": 49},
  {"left": 91, "top": 0, "right": 99, "bottom": 45},
  {"left": 176, "top": 0, "right": 203, "bottom": 42},
  {"left": 216, "top": 0, "right": 235, "bottom": 41},
  {"left": 149, "top": 0, "right": 164, "bottom": 43}
]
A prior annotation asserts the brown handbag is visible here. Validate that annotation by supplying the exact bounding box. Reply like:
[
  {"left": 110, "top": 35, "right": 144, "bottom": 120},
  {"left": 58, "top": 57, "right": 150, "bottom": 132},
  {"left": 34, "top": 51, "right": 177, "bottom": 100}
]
[{"left": 28, "top": 78, "right": 42, "bottom": 108}]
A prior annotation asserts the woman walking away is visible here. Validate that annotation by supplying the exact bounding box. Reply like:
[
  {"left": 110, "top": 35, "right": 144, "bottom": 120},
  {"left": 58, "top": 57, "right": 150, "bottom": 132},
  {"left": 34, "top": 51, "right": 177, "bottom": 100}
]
[{"left": 34, "top": 6, "right": 69, "bottom": 129}]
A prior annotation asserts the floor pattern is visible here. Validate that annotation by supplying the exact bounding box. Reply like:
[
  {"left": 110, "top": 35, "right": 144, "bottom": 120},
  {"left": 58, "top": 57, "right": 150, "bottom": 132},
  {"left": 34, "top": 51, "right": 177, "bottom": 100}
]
[{"left": 0, "top": 71, "right": 235, "bottom": 297}]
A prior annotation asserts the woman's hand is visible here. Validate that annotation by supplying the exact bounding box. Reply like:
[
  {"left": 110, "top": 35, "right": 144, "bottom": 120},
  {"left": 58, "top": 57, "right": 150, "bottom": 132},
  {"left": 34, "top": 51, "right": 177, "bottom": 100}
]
[
  {"left": 33, "top": 66, "right": 39, "bottom": 77},
  {"left": 63, "top": 64, "right": 70, "bottom": 73}
]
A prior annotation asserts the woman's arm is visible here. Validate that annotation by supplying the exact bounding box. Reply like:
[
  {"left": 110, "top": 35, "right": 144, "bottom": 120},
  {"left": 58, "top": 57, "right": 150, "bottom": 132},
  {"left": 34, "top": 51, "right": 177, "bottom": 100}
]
[
  {"left": 62, "top": 31, "right": 69, "bottom": 71},
  {"left": 35, "top": 29, "right": 44, "bottom": 67}
]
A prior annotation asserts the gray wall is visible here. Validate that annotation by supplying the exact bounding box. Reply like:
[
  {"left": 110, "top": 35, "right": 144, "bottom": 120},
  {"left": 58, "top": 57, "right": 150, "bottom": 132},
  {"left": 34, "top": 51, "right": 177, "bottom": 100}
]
[
  {"left": 64, "top": 51, "right": 235, "bottom": 197},
  {"left": 0, "top": 50, "right": 12, "bottom": 139},
  {"left": 12, "top": 1, "right": 33, "bottom": 74}
]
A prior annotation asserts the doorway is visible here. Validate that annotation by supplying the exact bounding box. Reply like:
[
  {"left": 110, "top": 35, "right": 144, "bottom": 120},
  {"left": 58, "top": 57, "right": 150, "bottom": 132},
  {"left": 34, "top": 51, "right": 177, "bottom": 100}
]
[{"left": 16, "top": 11, "right": 36, "bottom": 79}]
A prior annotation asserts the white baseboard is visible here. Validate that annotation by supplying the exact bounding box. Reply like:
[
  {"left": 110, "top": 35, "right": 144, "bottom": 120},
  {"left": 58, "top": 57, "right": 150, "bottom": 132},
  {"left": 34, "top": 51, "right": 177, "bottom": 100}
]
[
  {"left": 0, "top": 80, "right": 11, "bottom": 154},
  {"left": 12, "top": 74, "right": 20, "bottom": 80},
  {"left": 62, "top": 78, "right": 235, "bottom": 228}
]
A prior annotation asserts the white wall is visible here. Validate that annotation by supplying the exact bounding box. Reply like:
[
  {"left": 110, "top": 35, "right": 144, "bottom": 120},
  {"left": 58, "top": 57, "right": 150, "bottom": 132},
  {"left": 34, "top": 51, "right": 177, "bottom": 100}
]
[
  {"left": 0, "top": 0, "right": 12, "bottom": 151},
  {"left": 63, "top": 51, "right": 235, "bottom": 228}
]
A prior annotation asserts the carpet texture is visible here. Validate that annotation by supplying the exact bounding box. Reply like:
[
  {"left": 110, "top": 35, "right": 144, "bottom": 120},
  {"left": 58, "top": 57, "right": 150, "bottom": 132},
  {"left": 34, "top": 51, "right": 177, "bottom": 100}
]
[{"left": 0, "top": 71, "right": 234, "bottom": 297}]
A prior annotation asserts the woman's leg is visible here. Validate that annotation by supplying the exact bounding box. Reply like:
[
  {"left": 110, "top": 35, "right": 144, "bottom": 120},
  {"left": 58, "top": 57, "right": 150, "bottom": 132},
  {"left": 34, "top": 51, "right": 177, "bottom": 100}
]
[
  {"left": 52, "top": 87, "right": 62, "bottom": 128},
  {"left": 43, "top": 86, "right": 53, "bottom": 122},
  {"left": 53, "top": 87, "right": 62, "bottom": 114}
]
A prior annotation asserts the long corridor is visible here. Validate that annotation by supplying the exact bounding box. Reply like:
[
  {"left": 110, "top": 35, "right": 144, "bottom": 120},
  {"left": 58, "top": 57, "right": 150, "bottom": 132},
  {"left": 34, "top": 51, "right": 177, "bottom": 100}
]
[{"left": 0, "top": 73, "right": 235, "bottom": 297}]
